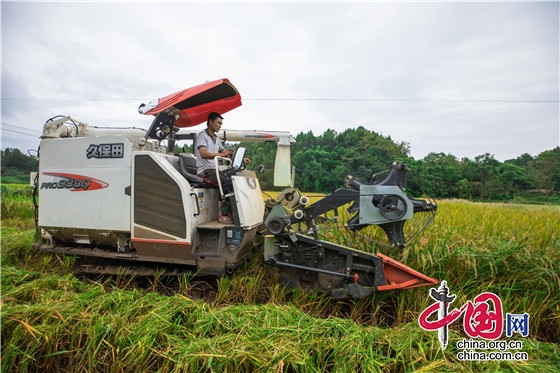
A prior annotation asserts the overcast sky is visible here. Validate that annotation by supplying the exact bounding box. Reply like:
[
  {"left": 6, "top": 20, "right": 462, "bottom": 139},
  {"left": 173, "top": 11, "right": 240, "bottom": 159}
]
[{"left": 1, "top": 0, "right": 559, "bottom": 161}]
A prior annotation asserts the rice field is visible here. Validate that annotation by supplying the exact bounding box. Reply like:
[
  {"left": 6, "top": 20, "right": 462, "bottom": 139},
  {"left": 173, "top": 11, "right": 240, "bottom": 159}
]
[{"left": 1, "top": 186, "right": 559, "bottom": 372}]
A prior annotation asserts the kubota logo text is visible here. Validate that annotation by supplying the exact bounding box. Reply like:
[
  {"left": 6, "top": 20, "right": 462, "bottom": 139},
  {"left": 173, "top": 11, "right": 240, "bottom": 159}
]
[{"left": 41, "top": 172, "right": 109, "bottom": 191}]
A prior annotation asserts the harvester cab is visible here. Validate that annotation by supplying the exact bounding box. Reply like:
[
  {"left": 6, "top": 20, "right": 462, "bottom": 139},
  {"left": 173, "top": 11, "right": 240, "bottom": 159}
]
[{"left": 34, "top": 78, "right": 438, "bottom": 299}]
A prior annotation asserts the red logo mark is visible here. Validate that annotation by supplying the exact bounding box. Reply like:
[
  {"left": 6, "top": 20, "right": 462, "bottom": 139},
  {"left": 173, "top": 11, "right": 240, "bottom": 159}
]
[
  {"left": 41, "top": 172, "right": 109, "bottom": 191},
  {"left": 419, "top": 290, "right": 504, "bottom": 340}
]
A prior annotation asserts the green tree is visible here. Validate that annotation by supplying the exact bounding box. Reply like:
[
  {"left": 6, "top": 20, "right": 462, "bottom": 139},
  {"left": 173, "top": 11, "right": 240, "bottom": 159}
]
[
  {"left": 455, "top": 178, "right": 471, "bottom": 199},
  {"left": 239, "top": 141, "right": 278, "bottom": 191},
  {"left": 506, "top": 153, "right": 534, "bottom": 168},
  {"left": 498, "top": 162, "right": 533, "bottom": 196},
  {"left": 458, "top": 154, "right": 505, "bottom": 200},
  {"left": 474, "top": 154, "right": 505, "bottom": 199},
  {"left": 528, "top": 149, "right": 560, "bottom": 194},
  {"left": 233, "top": 128, "right": 557, "bottom": 203},
  {"left": 1, "top": 148, "right": 38, "bottom": 184},
  {"left": 421, "top": 152, "right": 462, "bottom": 198}
]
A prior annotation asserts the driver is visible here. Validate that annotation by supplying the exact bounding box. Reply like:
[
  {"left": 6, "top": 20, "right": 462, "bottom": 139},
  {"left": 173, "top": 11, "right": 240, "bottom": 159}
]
[
  {"left": 195, "top": 112, "right": 233, "bottom": 186},
  {"left": 195, "top": 112, "right": 238, "bottom": 224}
]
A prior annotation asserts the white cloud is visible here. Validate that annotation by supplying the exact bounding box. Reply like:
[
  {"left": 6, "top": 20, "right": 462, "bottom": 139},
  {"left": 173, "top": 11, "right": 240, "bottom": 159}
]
[{"left": 1, "top": 1, "right": 558, "bottom": 161}]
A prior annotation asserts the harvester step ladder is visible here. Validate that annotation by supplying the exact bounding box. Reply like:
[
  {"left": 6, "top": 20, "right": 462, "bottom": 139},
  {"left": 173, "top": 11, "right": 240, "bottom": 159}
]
[{"left": 191, "top": 222, "right": 229, "bottom": 257}]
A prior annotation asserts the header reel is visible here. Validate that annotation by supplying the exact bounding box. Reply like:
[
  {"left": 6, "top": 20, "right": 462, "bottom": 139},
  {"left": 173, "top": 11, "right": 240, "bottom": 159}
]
[{"left": 263, "top": 161, "right": 438, "bottom": 299}]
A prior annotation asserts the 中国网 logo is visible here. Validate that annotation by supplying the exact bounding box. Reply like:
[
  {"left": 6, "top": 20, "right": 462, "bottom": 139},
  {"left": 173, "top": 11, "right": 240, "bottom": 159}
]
[{"left": 418, "top": 281, "right": 530, "bottom": 361}]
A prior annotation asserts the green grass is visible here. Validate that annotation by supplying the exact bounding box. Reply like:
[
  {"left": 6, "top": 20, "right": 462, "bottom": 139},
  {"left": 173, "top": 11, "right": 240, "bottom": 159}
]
[
  {"left": 2, "top": 188, "right": 560, "bottom": 372},
  {"left": 2, "top": 266, "right": 559, "bottom": 373},
  {"left": 1, "top": 184, "right": 36, "bottom": 230}
]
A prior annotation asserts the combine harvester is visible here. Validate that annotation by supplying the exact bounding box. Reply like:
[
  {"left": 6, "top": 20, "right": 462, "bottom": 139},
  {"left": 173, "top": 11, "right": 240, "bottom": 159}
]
[{"left": 33, "top": 78, "right": 438, "bottom": 299}]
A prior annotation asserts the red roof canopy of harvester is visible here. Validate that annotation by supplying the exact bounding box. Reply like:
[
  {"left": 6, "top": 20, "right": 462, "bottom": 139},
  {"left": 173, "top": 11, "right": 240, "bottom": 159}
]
[{"left": 140, "top": 78, "right": 242, "bottom": 127}]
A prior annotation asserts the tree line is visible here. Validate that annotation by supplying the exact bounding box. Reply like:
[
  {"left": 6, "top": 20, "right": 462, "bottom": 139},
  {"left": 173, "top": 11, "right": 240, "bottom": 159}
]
[
  {"left": 1, "top": 148, "right": 38, "bottom": 185},
  {"left": 2, "top": 127, "right": 559, "bottom": 202},
  {"left": 241, "top": 127, "right": 560, "bottom": 203}
]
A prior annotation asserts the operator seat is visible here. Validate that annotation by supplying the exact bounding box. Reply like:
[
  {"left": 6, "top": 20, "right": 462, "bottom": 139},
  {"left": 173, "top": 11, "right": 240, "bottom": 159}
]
[{"left": 178, "top": 153, "right": 218, "bottom": 188}]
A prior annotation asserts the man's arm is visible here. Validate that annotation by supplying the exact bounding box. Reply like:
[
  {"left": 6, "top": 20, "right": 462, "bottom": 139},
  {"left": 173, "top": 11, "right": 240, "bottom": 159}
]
[{"left": 198, "top": 146, "right": 233, "bottom": 159}]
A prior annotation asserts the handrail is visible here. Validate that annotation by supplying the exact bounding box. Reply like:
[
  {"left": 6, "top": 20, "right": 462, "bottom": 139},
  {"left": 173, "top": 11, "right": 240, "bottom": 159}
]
[{"left": 214, "top": 156, "right": 232, "bottom": 199}]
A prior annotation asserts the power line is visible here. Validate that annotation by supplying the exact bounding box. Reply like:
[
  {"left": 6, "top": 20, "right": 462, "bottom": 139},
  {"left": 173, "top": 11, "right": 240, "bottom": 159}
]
[
  {"left": 1, "top": 98, "right": 145, "bottom": 101},
  {"left": 1, "top": 128, "right": 41, "bottom": 138},
  {"left": 1, "top": 122, "right": 42, "bottom": 133},
  {"left": 244, "top": 98, "right": 559, "bottom": 103},
  {"left": 1, "top": 98, "right": 558, "bottom": 103},
  {"left": 1, "top": 123, "right": 43, "bottom": 138}
]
